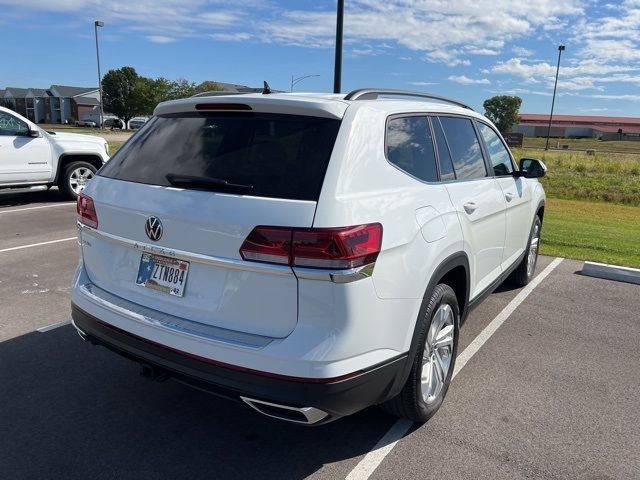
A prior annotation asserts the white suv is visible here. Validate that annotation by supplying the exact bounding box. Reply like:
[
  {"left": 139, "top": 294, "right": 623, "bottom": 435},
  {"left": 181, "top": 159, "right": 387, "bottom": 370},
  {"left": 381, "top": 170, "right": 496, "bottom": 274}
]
[
  {"left": 71, "top": 89, "right": 546, "bottom": 425},
  {"left": 0, "top": 106, "right": 109, "bottom": 199}
]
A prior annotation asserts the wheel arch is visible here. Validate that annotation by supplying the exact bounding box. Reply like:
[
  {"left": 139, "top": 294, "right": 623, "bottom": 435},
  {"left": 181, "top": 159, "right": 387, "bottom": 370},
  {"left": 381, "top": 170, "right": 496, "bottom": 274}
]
[
  {"left": 380, "top": 252, "right": 470, "bottom": 404},
  {"left": 54, "top": 154, "right": 103, "bottom": 184}
]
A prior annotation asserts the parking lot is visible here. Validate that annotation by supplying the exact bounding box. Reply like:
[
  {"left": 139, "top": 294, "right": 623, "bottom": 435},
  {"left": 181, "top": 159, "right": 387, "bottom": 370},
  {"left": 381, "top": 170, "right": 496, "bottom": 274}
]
[{"left": 1, "top": 190, "right": 639, "bottom": 480}]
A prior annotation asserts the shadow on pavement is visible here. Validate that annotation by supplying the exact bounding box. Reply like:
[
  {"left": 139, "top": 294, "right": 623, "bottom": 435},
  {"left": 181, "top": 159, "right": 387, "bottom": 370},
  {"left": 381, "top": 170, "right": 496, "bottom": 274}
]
[
  {"left": 0, "top": 327, "right": 395, "bottom": 480},
  {"left": 0, "top": 188, "right": 70, "bottom": 208}
]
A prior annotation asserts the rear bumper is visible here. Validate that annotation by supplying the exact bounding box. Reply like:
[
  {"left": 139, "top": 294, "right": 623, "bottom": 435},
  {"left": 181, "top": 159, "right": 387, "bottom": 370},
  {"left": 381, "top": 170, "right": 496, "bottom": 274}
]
[{"left": 71, "top": 304, "right": 408, "bottom": 424}]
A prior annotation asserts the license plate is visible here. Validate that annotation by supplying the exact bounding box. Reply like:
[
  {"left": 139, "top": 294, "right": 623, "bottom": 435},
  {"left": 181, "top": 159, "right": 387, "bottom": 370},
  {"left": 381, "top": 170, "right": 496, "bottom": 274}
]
[{"left": 136, "top": 253, "right": 189, "bottom": 297}]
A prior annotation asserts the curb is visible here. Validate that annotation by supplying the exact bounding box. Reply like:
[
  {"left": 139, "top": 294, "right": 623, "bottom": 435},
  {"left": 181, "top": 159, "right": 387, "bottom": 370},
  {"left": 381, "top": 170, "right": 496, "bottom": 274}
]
[{"left": 581, "top": 261, "right": 640, "bottom": 285}]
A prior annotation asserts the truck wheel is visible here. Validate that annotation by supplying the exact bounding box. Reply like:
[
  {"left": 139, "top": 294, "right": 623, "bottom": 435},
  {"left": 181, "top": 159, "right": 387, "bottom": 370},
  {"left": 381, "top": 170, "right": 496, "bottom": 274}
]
[
  {"left": 59, "top": 161, "right": 97, "bottom": 200},
  {"left": 508, "top": 215, "right": 542, "bottom": 287},
  {"left": 381, "top": 283, "right": 459, "bottom": 423}
]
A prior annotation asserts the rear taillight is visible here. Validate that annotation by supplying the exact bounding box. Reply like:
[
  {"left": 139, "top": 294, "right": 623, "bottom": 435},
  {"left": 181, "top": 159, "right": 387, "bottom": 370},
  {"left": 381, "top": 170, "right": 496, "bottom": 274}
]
[
  {"left": 238, "top": 226, "right": 292, "bottom": 265},
  {"left": 240, "top": 223, "right": 382, "bottom": 270},
  {"left": 77, "top": 194, "right": 98, "bottom": 228}
]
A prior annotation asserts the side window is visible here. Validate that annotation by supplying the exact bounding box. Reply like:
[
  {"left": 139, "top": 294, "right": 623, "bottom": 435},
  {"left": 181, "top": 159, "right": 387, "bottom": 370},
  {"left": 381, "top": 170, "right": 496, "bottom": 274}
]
[
  {"left": 438, "top": 116, "right": 487, "bottom": 180},
  {"left": 0, "top": 111, "right": 28, "bottom": 136},
  {"left": 477, "top": 122, "right": 514, "bottom": 176},
  {"left": 432, "top": 117, "right": 456, "bottom": 181},
  {"left": 386, "top": 116, "right": 438, "bottom": 182}
]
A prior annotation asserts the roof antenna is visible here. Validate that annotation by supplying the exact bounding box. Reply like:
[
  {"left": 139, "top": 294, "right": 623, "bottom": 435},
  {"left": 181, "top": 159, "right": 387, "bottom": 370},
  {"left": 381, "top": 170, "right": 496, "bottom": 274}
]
[{"left": 262, "top": 81, "right": 272, "bottom": 95}]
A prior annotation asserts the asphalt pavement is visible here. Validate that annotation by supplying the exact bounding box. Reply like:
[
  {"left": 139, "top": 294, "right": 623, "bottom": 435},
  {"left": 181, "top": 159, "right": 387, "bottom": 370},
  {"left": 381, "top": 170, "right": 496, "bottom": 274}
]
[{"left": 1, "top": 189, "right": 639, "bottom": 480}]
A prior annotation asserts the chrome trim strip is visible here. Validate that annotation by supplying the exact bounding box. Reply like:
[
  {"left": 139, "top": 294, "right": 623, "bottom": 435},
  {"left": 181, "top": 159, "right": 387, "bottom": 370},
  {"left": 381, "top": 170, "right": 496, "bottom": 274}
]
[
  {"left": 78, "top": 282, "right": 273, "bottom": 349},
  {"left": 77, "top": 222, "right": 293, "bottom": 277},
  {"left": 240, "top": 396, "right": 328, "bottom": 424},
  {"left": 292, "top": 263, "right": 375, "bottom": 283}
]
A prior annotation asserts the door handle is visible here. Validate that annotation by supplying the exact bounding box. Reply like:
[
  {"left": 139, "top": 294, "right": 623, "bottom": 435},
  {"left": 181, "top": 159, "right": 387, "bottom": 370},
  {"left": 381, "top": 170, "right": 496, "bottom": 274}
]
[
  {"left": 505, "top": 192, "right": 515, "bottom": 202},
  {"left": 463, "top": 202, "right": 477, "bottom": 214}
]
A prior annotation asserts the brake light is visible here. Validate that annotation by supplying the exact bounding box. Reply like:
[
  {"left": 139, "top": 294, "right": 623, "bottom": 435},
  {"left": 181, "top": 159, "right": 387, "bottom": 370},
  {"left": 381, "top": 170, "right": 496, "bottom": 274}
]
[
  {"left": 77, "top": 194, "right": 98, "bottom": 228},
  {"left": 195, "top": 103, "right": 252, "bottom": 111},
  {"left": 240, "top": 223, "right": 382, "bottom": 270}
]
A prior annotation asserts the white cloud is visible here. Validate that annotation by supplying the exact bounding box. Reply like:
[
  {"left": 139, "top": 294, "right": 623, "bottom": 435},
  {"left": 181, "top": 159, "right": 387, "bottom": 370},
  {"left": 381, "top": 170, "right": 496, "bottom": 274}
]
[
  {"left": 210, "top": 32, "right": 253, "bottom": 42},
  {"left": 409, "top": 81, "right": 438, "bottom": 86},
  {"left": 1, "top": 0, "right": 588, "bottom": 67},
  {"left": 586, "top": 94, "right": 640, "bottom": 102},
  {"left": 448, "top": 75, "right": 490, "bottom": 85},
  {"left": 512, "top": 46, "right": 534, "bottom": 57},
  {"left": 146, "top": 35, "right": 175, "bottom": 44}
]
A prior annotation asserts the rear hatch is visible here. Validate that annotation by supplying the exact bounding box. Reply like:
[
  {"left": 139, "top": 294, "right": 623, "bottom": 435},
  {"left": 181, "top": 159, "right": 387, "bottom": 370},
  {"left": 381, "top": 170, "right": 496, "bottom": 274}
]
[{"left": 80, "top": 99, "right": 344, "bottom": 338}]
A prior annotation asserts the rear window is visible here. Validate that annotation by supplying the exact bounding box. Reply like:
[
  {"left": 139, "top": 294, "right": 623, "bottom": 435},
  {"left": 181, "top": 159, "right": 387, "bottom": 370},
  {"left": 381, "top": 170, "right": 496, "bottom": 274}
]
[
  {"left": 99, "top": 112, "right": 341, "bottom": 201},
  {"left": 386, "top": 116, "right": 438, "bottom": 182}
]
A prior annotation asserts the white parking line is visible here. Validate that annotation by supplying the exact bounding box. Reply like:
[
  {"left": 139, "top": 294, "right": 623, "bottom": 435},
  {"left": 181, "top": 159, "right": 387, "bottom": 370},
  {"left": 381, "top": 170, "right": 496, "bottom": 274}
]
[
  {"left": 0, "top": 203, "right": 75, "bottom": 214},
  {"left": 0, "top": 237, "right": 76, "bottom": 254},
  {"left": 345, "top": 257, "right": 564, "bottom": 480},
  {"left": 37, "top": 320, "right": 71, "bottom": 333}
]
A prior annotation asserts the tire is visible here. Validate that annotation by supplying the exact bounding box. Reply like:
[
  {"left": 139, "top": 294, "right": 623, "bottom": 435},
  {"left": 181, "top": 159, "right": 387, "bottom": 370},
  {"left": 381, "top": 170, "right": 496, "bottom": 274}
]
[
  {"left": 381, "top": 283, "right": 460, "bottom": 423},
  {"left": 508, "top": 215, "right": 542, "bottom": 287},
  {"left": 58, "top": 161, "right": 97, "bottom": 200}
]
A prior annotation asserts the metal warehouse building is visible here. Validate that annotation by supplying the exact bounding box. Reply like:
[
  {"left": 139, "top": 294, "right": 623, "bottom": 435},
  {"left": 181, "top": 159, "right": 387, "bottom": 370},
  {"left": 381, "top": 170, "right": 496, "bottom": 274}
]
[{"left": 515, "top": 114, "right": 640, "bottom": 141}]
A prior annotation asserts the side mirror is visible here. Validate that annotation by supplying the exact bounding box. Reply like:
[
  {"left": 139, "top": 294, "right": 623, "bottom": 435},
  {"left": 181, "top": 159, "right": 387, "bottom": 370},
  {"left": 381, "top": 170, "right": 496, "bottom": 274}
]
[
  {"left": 518, "top": 158, "right": 547, "bottom": 178},
  {"left": 27, "top": 127, "right": 41, "bottom": 138}
]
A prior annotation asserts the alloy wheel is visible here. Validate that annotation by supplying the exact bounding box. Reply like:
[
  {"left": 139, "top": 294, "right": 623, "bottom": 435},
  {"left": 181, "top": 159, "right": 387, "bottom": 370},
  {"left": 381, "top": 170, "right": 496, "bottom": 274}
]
[{"left": 421, "top": 303, "right": 455, "bottom": 404}]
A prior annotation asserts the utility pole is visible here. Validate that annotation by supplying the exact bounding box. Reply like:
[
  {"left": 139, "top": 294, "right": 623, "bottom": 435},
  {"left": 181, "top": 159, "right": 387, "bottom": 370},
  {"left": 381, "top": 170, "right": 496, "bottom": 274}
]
[
  {"left": 545, "top": 44, "right": 565, "bottom": 150},
  {"left": 333, "top": 0, "right": 344, "bottom": 94},
  {"left": 94, "top": 20, "right": 105, "bottom": 129}
]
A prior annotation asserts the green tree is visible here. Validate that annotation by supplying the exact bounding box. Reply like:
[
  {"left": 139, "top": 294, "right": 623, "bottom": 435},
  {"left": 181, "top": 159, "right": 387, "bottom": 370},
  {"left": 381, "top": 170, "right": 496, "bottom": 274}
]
[
  {"left": 195, "top": 81, "right": 223, "bottom": 94},
  {"left": 133, "top": 77, "right": 172, "bottom": 115},
  {"left": 102, "top": 66, "right": 141, "bottom": 126},
  {"left": 483, "top": 95, "right": 522, "bottom": 133},
  {"left": 167, "top": 78, "right": 196, "bottom": 100}
]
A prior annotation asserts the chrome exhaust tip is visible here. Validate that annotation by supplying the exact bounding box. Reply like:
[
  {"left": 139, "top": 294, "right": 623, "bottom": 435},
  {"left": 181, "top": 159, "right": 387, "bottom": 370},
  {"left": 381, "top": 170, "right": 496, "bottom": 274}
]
[{"left": 240, "top": 397, "right": 328, "bottom": 425}]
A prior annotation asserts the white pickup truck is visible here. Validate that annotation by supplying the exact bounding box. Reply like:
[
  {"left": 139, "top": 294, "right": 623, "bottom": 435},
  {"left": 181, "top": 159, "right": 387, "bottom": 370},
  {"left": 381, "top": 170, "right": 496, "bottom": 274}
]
[{"left": 0, "top": 106, "right": 110, "bottom": 199}]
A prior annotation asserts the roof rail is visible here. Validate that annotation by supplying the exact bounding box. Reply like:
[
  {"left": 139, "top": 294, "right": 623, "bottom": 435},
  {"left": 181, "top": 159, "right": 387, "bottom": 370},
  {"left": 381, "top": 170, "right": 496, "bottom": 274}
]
[
  {"left": 344, "top": 88, "right": 474, "bottom": 111},
  {"left": 190, "top": 91, "right": 250, "bottom": 98}
]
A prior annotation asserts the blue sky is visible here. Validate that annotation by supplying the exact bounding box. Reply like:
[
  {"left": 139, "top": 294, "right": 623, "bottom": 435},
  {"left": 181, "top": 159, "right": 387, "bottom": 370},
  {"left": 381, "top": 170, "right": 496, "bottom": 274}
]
[{"left": 1, "top": 0, "right": 639, "bottom": 116}]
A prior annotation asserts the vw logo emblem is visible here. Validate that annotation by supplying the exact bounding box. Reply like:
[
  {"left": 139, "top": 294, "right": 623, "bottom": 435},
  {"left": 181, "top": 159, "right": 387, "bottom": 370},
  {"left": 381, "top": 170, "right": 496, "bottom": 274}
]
[{"left": 145, "top": 216, "right": 163, "bottom": 241}]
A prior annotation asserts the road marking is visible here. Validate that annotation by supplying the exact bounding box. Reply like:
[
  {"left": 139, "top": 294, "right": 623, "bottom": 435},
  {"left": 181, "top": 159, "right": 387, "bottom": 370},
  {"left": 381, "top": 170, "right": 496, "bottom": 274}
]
[
  {"left": 0, "top": 203, "right": 75, "bottom": 214},
  {"left": 344, "top": 257, "right": 564, "bottom": 480},
  {"left": 37, "top": 320, "right": 71, "bottom": 333},
  {"left": 0, "top": 237, "right": 76, "bottom": 254}
]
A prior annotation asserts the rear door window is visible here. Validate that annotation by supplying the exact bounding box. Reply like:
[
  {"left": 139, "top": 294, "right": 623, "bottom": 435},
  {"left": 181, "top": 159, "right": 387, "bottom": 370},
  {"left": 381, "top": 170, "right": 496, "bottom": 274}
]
[
  {"left": 477, "top": 122, "right": 514, "bottom": 176},
  {"left": 432, "top": 117, "right": 456, "bottom": 181},
  {"left": 99, "top": 113, "right": 341, "bottom": 201},
  {"left": 438, "top": 116, "right": 487, "bottom": 180},
  {"left": 386, "top": 116, "right": 438, "bottom": 182}
]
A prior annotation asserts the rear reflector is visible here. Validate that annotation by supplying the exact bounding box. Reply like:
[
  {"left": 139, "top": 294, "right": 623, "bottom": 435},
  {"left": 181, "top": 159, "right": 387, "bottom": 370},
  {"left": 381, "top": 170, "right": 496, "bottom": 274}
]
[
  {"left": 77, "top": 194, "right": 98, "bottom": 228},
  {"left": 195, "top": 103, "right": 252, "bottom": 111},
  {"left": 240, "top": 223, "right": 382, "bottom": 270}
]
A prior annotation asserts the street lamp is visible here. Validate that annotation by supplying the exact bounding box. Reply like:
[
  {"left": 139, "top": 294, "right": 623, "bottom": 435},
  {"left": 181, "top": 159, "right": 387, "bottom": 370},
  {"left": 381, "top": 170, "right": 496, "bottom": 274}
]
[
  {"left": 333, "top": 0, "right": 344, "bottom": 93},
  {"left": 291, "top": 74, "right": 320, "bottom": 92},
  {"left": 94, "top": 20, "right": 105, "bottom": 129},
  {"left": 545, "top": 44, "right": 565, "bottom": 150}
]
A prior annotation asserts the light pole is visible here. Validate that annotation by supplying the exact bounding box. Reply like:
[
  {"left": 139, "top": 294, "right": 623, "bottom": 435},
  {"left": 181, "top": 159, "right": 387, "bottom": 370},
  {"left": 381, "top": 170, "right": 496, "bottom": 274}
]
[
  {"left": 94, "top": 20, "right": 105, "bottom": 129},
  {"left": 291, "top": 74, "right": 320, "bottom": 92},
  {"left": 545, "top": 44, "right": 565, "bottom": 150},
  {"left": 333, "top": 0, "right": 344, "bottom": 93}
]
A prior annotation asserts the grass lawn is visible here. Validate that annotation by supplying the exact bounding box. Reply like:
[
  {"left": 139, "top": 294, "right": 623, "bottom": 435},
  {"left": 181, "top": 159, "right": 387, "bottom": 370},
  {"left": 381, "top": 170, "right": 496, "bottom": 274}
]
[
  {"left": 523, "top": 136, "right": 640, "bottom": 154},
  {"left": 540, "top": 198, "right": 640, "bottom": 268},
  {"left": 512, "top": 148, "right": 640, "bottom": 206},
  {"left": 108, "top": 141, "right": 124, "bottom": 154}
]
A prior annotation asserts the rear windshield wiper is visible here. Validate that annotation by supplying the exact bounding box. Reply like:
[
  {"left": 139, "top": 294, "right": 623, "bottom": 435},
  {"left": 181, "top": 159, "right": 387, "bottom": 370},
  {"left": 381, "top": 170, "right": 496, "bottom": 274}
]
[{"left": 166, "top": 174, "right": 254, "bottom": 193}]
